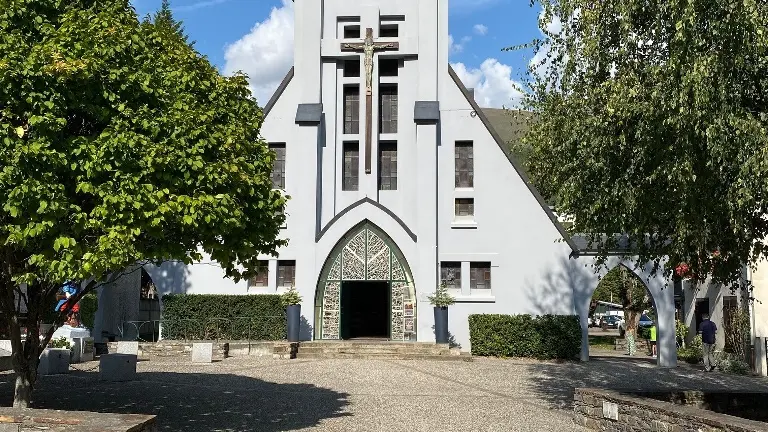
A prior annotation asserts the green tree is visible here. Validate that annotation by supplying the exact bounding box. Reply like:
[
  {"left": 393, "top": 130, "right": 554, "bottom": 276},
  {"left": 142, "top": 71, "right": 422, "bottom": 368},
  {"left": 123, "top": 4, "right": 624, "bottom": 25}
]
[
  {"left": 519, "top": 0, "right": 768, "bottom": 287},
  {"left": 0, "top": 0, "right": 286, "bottom": 406}
]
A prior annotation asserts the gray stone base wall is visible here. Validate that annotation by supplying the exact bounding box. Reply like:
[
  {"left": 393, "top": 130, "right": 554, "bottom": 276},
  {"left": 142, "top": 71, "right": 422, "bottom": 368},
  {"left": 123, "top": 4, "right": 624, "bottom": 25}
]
[
  {"left": 574, "top": 388, "right": 767, "bottom": 432},
  {"left": 106, "top": 341, "right": 291, "bottom": 359},
  {"left": 0, "top": 407, "right": 155, "bottom": 431}
]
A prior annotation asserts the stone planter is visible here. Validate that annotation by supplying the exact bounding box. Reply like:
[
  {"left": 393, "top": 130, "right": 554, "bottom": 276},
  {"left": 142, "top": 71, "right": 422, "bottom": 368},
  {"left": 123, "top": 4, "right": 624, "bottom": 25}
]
[
  {"left": 286, "top": 304, "right": 301, "bottom": 342},
  {"left": 434, "top": 306, "right": 449, "bottom": 344}
]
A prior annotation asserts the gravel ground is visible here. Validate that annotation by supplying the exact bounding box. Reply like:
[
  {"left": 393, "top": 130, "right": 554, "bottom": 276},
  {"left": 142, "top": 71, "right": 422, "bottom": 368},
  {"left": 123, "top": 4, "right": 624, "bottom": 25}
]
[{"left": 0, "top": 355, "right": 766, "bottom": 432}]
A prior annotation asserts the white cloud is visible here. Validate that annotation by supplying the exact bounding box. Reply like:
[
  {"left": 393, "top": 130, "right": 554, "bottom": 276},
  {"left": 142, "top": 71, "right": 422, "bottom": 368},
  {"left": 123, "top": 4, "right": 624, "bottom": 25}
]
[
  {"left": 174, "top": 0, "right": 230, "bottom": 12},
  {"left": 451, "top": 59, "right": 524, "bottom": 108},
  {"left": 449, "top": 34, "right": 472, "bottom": 55},
  {"left": 529, "top": 8, "right": 565, "bottom": 82},
  {"left": 473, "top": 24, "right": 488, "bottom": 36},
  {"left": 223, "top": 0, "right": 294, "bottom": 105}
]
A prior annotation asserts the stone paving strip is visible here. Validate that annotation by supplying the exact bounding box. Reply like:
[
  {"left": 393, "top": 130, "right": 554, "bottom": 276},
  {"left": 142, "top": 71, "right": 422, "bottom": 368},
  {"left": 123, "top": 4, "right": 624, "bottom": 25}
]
[{"left": 0, "top": 355, "right": 765, "bottom": 431}]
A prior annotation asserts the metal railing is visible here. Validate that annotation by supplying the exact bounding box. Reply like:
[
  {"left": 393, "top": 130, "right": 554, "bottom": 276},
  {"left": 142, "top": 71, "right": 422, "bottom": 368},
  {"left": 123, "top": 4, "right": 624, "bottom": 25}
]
[{"left": 119, "top": 316, "right": 286, "bottom": 342}]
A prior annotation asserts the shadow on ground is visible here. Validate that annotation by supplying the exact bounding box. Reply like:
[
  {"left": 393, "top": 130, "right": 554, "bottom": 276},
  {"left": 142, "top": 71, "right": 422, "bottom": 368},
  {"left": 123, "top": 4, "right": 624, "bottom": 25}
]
[
  {"left": 526, "top": 356, "right": 768, "bottom": 410},
  {"left": 0, "top": 371, "right": 350, "bottom": 432}
]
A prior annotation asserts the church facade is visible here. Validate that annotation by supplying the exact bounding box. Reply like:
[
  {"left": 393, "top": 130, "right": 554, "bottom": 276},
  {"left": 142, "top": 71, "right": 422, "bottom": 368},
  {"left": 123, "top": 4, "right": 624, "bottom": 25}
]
[
  {"left": 94, "top": 0, "right": 590, "bottom": 352},
  {"left": 159, "top": 0, "right": 580, "bottom": 349}
]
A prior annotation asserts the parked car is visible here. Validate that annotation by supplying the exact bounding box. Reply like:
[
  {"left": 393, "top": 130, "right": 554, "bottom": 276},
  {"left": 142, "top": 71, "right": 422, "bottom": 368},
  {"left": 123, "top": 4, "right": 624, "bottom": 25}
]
[
  {"left": 600, "top": 315, "right": 622, "bottom": 329},
  {"left": 619, "top": 314, "right": 654, "bottom": 337}
]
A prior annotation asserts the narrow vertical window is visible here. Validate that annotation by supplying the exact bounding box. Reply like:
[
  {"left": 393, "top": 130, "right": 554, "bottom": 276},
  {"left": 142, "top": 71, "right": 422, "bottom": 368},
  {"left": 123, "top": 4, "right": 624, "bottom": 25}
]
[
  {"left": 344, "top": 86, "right": 360, "bottom": 134},
  {"left": 455, "top": 141, "right": 474, "bottom": 188},
  {"left": 343, "top": 59, "right": 360, "bottom": 77},
  {"left": 470, "top": 262, "right": 491, "bottom": 290},
  {"left": 249, "top": 260, "right": 269, "bottom": 288},
  {"left": 343, "top": 141, "right": 359, "bottom": 191},
  {"left": 277, "top": 260, "right": 296, "bottom": 287},
  {"left": 378, "top": 141, "right": 397, "bottom": 190},
  {"left": 269, "top": 143, "right": 286, "bottom": 189},
  {"left": 379, "top": 84, "right": 398, "bottom": 134}
]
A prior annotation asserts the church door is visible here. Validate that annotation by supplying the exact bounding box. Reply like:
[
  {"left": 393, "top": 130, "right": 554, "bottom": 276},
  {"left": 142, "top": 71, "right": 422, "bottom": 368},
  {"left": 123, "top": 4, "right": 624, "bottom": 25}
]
[{"left": 315, "top": 222, "right": 416, "bottom": 341}]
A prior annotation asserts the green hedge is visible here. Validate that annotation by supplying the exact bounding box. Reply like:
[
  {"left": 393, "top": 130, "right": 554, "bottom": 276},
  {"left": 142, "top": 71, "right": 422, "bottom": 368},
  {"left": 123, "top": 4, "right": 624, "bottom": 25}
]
[
  {"left": 161, "top": 294, "right": 286, "bottom": 341},
  {"left": 469, "top": 314, "right": 581, "bottom": 360}
]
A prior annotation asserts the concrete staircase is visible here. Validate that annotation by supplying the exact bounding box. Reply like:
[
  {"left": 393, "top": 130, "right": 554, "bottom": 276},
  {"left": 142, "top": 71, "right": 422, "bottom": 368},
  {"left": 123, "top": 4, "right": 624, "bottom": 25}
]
[{"left": 276, "top": 341, "right": 471, "bottom": 361}]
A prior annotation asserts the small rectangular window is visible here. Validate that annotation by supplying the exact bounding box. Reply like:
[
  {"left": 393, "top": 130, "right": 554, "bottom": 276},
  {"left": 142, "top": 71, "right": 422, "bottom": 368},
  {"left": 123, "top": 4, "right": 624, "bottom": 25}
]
[
  {"left": 378, "top": 141, "right": 397, "bottom": 190},
  {"left": 379, "top": 58, "right": 399, "bottom": 77},
  {"left": 344, "top": 25, "right": 360, "bottom": 39},
  {"left": 343, "top": 59, "right": 360, "bottom": 77},
  {"left": 277, "top": 260, "right": 296, "bottom": 287},
  {"left": 455, "top": 198, "right": 474, "bottom": 218},
  {"left": 455, "top": 141, "right": 474, "bottom": 188},
  {"left": 269, "top": 143, "right": 286, "bottom": 189},
  {"left": 440, "top": 262, "right": 461, "bottom": 290},
  {"left": 343, "top": 142, "right": 359, "bottom": 191},
  {"left": 249, "top": 260, "right": 269, "bottom": 288},
  {"left": 379, "top": 24, "right": 398, "bottom": 38},
  {"left": 344, "top": 86, "right": 360, "bottom": 134},
  {"left": 470, "top": 262, "right": 491, "bottom": 290},
  {"left": 379, "top": 84, "right": 398, "bottom": 134}
]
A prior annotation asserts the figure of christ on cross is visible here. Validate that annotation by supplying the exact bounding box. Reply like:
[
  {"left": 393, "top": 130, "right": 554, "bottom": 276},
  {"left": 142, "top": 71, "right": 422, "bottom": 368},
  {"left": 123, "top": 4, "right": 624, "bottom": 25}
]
[{"left": 341, "top": 28, "right": 399, "bottom": 174}]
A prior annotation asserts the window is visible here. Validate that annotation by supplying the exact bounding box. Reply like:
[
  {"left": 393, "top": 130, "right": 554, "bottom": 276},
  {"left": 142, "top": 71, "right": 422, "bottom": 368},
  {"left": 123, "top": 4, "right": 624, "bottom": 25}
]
[
  {"left": 343, "top": 86, "right": 360, "bottom": 134},
  {"left": 440, "top": 262, "right": 461, "bottom": 290},
  {"left": 379, "top": 84, "right": 398, "bottom": 134},
  {"left": 470, "top": 262, "right": 491, "bottom": 290},
  {"left": 379, "top": 23, "right": 398, "bottom": 38},
  {"left": 343, "top": 141, "right": 359, "bottom": 191},
  {"left": 249, "top": 260, "right": 269, "bottom": 288},
  {"left": 379, "top": 58, "right": 399, "bottom": 77},
  {"left": 277, "top": 260, "right": 296, "bottom": 287},
  {"left": 269, "top": 143, "right": 286, "bottom": 189},
  {"left": 455, "top": 141, "right": 474, "bottom": 188},
  {"left": 455, "top": 198, "right": 474, "bottom": 218},
  {"left": 344, "top": 25, "right": 360, "bottom": 39},
  {"left": 378, "top": 141, "right": 397, "bottom": 190},
  {"left": 343, "top": 59, "right": 360, "bottom": 77}
]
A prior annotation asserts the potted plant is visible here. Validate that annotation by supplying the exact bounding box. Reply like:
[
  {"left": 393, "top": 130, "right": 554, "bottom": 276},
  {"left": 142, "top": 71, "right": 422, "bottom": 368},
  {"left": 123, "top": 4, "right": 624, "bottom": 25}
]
[
  {"left": 281, "top": 285, "right": 302, "bottom": 342},
  {"left": 428, "top": 282, "right": 455, "bottom": 344}
]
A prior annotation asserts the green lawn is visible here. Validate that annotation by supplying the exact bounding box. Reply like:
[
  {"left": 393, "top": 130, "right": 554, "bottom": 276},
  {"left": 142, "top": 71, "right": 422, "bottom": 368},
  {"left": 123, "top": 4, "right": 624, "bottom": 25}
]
[{"left": 589, "top": 335, "right": 618, "bottom": 351}]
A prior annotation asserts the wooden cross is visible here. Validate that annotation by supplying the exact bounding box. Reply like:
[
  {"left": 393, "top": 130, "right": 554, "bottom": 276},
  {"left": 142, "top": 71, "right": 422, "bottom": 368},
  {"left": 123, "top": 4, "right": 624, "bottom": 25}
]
[{"left": 341, "top": 28, "right": 399, "bottom": 174}]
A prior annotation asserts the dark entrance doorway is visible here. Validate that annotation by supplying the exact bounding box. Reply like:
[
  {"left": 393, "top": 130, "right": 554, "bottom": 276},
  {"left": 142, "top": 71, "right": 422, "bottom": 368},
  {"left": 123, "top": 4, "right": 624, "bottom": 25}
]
[
  {"left": 694, "top": 298, "right": 710, "bottom": 333},
  {"left": 340, "top": 281, "right": 390, "bottom": 339}
]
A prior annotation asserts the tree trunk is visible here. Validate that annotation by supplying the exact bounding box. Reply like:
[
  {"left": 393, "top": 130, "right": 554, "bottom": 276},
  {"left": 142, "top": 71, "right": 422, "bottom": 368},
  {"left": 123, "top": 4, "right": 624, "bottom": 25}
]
[{"left": 13, "top": 370, "right": 33, "bottom": 408}]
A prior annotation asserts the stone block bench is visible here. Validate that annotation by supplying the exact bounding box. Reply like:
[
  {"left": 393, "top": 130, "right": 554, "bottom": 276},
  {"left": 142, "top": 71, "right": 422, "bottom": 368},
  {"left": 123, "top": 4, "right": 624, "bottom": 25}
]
[{"left": 0, "top": 407, "right": 155, "bottom": 431}]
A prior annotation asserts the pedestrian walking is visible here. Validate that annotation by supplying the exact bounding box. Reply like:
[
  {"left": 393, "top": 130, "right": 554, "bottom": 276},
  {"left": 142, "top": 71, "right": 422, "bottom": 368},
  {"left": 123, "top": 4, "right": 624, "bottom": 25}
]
[
  {"left": 649, "top": 322, "right": 657, "bottom": 358},
  {"left": 699, "top": 314, "right": 718, "bottom": 372}
]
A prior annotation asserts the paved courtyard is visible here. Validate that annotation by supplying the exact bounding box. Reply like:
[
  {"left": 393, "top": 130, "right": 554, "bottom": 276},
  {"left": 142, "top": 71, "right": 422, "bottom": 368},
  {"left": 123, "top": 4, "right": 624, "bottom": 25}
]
[{"left": 0, "top": 355, "right": 767, "bottom": 431}]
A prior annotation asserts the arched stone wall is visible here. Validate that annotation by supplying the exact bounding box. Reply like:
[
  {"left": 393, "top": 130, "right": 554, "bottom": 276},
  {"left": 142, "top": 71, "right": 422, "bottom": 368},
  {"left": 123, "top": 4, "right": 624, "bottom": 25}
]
[{"left": 571, "top": 256, "right": 676, "bottom": 367}]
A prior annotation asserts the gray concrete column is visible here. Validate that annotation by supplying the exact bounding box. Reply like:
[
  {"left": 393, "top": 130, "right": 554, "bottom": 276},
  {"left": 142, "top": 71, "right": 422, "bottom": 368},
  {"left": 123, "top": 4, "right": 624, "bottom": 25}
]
[
  {"left": 755, "top": 337, "right": 767, "bottom": 376},
  {"left": 656, "top": 282, "right": 677, "bottom": 367}
]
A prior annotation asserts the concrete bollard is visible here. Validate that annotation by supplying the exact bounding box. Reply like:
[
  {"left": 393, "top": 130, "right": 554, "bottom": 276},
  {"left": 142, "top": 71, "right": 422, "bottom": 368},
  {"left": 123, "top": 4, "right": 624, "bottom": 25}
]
[
  {"left": 38, "top": 348, "right": 70, "bottom": 375},
  {"left": 99, "top": 354, "right": 137, "bottom": 382},
  {"left": 116, "top": 341, "right": 139, "bottom": 356},
  {"left": 191, "top": 343, "right": 214, "bottom": 363}
]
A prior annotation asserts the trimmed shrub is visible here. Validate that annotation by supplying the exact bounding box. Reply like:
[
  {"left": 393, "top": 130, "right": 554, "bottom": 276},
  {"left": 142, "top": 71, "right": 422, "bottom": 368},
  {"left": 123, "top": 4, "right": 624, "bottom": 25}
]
[
  {"left": 161, "top": 294, "right": 286, "bottom": 341},
  {"left": 469, "top": 314, "right": 580, "bottom": 360}
]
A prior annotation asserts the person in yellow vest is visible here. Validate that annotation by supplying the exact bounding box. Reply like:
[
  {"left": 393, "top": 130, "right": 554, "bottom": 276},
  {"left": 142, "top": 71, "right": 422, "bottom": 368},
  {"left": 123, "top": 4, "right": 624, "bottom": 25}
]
[{"left": 649, "top": 322, "right": 657, "bottom": 358}]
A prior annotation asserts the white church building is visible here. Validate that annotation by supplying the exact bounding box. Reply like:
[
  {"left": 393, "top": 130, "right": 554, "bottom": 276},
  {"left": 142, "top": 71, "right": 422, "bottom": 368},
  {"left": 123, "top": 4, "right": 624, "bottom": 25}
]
[{"left": 93, "top": 0, "right": 688, "bottom": 367}]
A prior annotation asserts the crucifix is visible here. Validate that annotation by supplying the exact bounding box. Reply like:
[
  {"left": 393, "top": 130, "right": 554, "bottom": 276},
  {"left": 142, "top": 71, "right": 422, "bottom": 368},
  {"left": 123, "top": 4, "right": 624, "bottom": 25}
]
[{"left": 341, "top": 28, "right": 399, "bottom": 174}]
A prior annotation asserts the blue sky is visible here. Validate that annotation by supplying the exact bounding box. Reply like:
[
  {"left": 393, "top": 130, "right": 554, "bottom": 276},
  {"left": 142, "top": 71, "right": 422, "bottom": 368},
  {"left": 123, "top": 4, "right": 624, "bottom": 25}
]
[{"left": 131, "top": 0, "right": 543, "bottom": 108}]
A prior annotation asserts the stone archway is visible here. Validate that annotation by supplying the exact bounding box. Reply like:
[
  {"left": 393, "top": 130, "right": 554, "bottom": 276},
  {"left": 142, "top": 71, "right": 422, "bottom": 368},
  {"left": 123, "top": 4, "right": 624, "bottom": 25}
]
[{"left": 314, "top": 221, "right": 416, "bottom": 341}]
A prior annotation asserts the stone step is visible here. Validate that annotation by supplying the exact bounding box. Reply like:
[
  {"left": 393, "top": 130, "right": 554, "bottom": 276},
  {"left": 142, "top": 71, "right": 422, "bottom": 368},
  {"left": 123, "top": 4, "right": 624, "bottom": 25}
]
[
  {"left": 295, "top": 346, "right": 453, "bottom": 354},
  {"left": 295, "top": 352, "right": 472, "bottom": 361}
]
